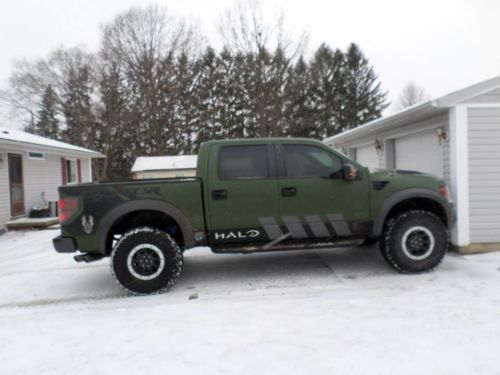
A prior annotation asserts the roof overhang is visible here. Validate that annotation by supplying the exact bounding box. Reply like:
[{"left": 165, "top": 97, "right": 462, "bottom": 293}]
[
  {"left": 0, "top": 138, "right": 105, "bottom": 158},
  {"left": 324, "top": 75, "right": 500, "bottom": 146}
]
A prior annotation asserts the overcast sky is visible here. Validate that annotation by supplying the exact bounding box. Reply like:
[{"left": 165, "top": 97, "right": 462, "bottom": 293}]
[{"left": 1, "top": 0, "right": 499, "bottom": 127}]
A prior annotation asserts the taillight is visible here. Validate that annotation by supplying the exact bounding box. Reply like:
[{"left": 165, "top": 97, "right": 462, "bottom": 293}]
[
  {"left": 439, "top": 185, "right": 450, "bottom": 201},
  {"left": 59, "top": 197, "right": 79, "bottom": 223}
]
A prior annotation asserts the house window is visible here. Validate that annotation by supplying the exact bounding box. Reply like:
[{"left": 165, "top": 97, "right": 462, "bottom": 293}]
[
  {"left": 28, "top": 151, "right": 45, "bottom": 160},
  {"left": 175, "top": 172, "right": 185, "bottom": 177},
  {"left": 66, "top": 159, "right": 78, "bottom": 184}
]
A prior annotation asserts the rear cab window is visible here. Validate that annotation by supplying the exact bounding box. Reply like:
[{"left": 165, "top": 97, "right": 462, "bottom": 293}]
[{"left": 218, "top": 145, "right": 270, "bottom": 179}]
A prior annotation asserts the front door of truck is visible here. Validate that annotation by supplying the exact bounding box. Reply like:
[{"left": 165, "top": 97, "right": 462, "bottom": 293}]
[
  {"left": 207, "top": 144, "right": 280, "bottom": 245},
  {"left": 276, "top": 143, "right": 370, "bottom": 241}
]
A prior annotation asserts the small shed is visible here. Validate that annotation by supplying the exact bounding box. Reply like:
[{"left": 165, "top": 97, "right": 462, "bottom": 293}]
[
  {"left": 324, "top": 76, "right": 500, "bottom": 254},
  {"left": 0, "top": 127, "right": 103, "bottom": 231},
  {"left": 131, "top": 155, "right": 198, "bottom": 179}
]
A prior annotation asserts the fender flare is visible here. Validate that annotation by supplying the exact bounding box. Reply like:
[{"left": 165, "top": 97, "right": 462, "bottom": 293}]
[
  {"left": 96, "top": 199, "right": 195, "bottom": 254},
  {"left": 371, "top": 188, "right": 451, "bottom": 237}
]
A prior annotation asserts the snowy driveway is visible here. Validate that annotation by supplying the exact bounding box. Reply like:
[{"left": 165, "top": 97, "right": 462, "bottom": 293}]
[{"left": 1, "top": 229, "right": 500, "bottom": 374}]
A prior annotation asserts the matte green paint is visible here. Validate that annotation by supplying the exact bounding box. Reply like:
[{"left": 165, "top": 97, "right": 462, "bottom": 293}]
[{"left": 57, "top": 138, "right": 451, "bottom": 254}]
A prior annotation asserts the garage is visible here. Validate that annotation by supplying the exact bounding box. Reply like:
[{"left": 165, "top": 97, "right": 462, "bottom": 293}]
[
  {"left": 324, "top": 76, "right": 500, "bottom": 253},
  {"left": 395, "top": 130, "right": 443, "bottom": 177},
  {"left": 354, "top": 144, "right": 379, "bottom": 170}
]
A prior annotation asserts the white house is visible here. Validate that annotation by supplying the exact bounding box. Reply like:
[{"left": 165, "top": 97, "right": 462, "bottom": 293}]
[
  {"left": 324, "top": 76, "right": 500, "bottom": 254},
  {"left": 131, "top": 155, "right": 198, "bottom": 179},
  {"left": 0, "top": 127, "right": 103, "bottom": 231}
]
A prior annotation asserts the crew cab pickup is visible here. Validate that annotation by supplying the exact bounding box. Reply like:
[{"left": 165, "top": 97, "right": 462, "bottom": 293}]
[{"left": 53, "top": 138, "right": 454, "bottom": 294}]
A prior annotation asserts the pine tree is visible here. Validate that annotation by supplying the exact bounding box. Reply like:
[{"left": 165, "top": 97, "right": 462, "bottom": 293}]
[
  {"left": 308, "top": 44, "right": 345, "bottom": 138},
  {"left": 170, "top": 53, "right": 202, "bottom": 155},
  {"left": 195, "top": 47, "right": 221, "bottom": 150},
  {"left": 61, "top": 65, "right": 96, "bottom": 148},
  {"left": 283, "top": 57, "right": 313, "bottom": 137},
  {"left": 97, "top": 63, "right": 135, "bottom": 180},
  {"left": 338, "top": 43, "right": 388, "bottom": 131},
  {"left": 267, "top": 47, "right": 290, "bottom": 137},
  {"left": 34, "top": 85, "right": 60, "bottom": 139}
]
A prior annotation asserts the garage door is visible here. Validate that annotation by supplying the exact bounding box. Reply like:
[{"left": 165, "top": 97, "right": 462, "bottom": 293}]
[
  {"left": 355, "top": 144, "right": 379, "bottom": 170},
  {"left": 395, "top": 131, "right": 443, "bottom": 177}
]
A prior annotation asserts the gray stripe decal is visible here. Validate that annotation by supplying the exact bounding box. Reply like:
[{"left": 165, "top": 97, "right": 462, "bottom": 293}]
[
  {"left": 327, "top": 214, "right": 352, "bottom": 236},
  {"left": 282, "top": 216, "right": 308, "bottom": 239},
  {"left": 262, "top": 232, "right": 292, "bottom": 250},
  {"left": 304, "top": 215, "right": 330, "bottom": 238},
  {"left": 259, "top": 217, "right": 283, "bottom": 240}
]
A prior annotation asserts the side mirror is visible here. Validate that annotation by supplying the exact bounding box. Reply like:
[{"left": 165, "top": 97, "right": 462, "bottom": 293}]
[{"left": 343, "top": 164, "right": 358, "bottom": 181}]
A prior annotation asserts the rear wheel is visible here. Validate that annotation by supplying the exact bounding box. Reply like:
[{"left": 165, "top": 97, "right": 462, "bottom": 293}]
[
  {"left": 111, "top": 227, "right": 183, "bottom": 294},
  {"left": 380, "top": 210, "right": 448, "bottom": 273}
]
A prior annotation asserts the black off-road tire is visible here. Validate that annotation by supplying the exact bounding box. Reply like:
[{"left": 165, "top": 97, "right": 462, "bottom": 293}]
[
  {"left": 380, "top": 210, "right": 449, "bottom": 273},
  {"left": 111, "top": 227, "right": 183, "bottom": 295}
]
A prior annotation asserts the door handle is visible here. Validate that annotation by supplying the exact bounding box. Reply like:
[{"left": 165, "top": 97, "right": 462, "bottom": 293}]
[
  {"left": 281, "top": 186, "right": 297, "bottom": 197},
  {"left": 212, "top": 189, "right": 228, "bottom": 200}
]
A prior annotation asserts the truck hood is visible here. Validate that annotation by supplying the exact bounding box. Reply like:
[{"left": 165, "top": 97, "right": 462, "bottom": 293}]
[{"left": 369, "top": 168, "right": 445, "bottom": 187}]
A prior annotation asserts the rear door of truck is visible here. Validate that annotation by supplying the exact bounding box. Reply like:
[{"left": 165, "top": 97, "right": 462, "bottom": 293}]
[{"left": 205, "top": 143, "right": 280, "bottom": 245}]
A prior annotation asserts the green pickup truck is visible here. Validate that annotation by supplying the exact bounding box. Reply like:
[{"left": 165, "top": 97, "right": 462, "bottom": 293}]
[{"left": 53, "top": 138, "right": 454, "bottom": 294}]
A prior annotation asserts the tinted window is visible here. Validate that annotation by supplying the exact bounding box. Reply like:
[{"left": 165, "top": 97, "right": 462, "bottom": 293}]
[
  {"left": 219, "top": 145, "right": 269, "bottom": 179},
  {"left": 283, "top": 145, "right": 343, "bottom": 178}
]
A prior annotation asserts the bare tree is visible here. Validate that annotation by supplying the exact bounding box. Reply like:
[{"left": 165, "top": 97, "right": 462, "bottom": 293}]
[
  {"left": 100, "top": 5, "right": 200, "bottom": 156},
  {"left": 217, "top": 0, "right": 308, "bottom": 137},
  {"left": 101, "top": 5, "right": 200, "bottom": 70},
  {"left": 0, "top": 47, "right": 95, "bottom": 128},
  {"left": 217, "top": 0, "right": 307, "bottom": 58},
  {"left": 395, "top": 82, "right": 429, "bottom": 110}
]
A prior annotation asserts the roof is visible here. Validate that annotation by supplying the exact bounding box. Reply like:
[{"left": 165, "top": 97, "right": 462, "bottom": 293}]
[
  {"left": 324, "top": 75, "right": 500, "bottom": 145},
  {"left": 131, "top": 155, "right": 198, "bottom": 172},
  {"left": 0, "top": 127, "right": 104, "bottom": 157}
]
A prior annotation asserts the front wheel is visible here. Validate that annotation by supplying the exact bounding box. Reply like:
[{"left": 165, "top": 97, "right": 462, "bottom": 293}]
[
  {"left": 380, "top": 210, "right": 448, "bottom": 273},
  {"left": 111, "top": 227, "right": 183, "bottom": 294}
]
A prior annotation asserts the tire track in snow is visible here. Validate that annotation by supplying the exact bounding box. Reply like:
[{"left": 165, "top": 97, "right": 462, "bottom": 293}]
[{"left": 0, "top": 293, "right": 129, "bottom": 310}]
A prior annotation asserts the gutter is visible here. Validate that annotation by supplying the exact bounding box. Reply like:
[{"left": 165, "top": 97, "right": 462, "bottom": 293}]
[{"left": 324, "top": 100, "right": 443, "bottom": 145}]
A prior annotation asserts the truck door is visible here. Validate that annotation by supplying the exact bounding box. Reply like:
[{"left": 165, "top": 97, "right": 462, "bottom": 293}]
[
  {"left": 206, "top": 144, "right": 281, "bottom": 244},
  {"left": 276, "top": 143, "right": 371, "bottom": 241}
]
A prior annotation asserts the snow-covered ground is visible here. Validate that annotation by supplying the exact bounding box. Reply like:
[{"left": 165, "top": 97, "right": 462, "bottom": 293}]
[{"left": 1, "top": 229, "right": 500, "bottom": 375}]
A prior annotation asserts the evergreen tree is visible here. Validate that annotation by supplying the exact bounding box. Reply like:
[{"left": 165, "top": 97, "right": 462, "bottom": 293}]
[
  {"left": 61, "top": 65, "right": 96, "bottom": 147},
  {"left": 308, "top": 44, "right": 345, "bottom": 138},
  {"left": 170, "top": 53, "right": 202, "bottom": 155},
  {"left": 338, "top": 43, "right": 388, "bottom": 131},
  {"left": 267, "top": 47, "right": 290, "bottom": 137},
  {"left": 283, "top": 57, "right": 313, "bottom": 137},
  {"left": 193, "top": 48, "right": 217, "bottom": 150},
  {"left": 97, "top": 63, "right": 135, "bottom": 180},
  {"left": 34, "top": 85, "right": 60, "bottom": 139}
]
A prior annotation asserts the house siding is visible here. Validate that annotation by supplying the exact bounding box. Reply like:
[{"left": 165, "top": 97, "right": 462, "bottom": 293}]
[
  {"left": 79, "top": 158, "right": 92, "bottom": 182},
  {"left": 0, "top": 150, "right": 9, "bottom": 232},
  {"left": 23, "top": 153, "right": 63, "bottom": 210},
  {"left": 467, "top": 107, "right": 500, "bottom": 243}
]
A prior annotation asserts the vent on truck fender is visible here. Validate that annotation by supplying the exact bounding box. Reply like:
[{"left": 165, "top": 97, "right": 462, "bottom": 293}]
[{"left": 372, "top": 181, "right": 389, "bottom": 191}]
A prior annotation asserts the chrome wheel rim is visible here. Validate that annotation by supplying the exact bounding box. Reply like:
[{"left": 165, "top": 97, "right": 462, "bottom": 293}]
[
  {"left": 127, "top": 244, "right": 165, "bottom": 280},
  {"left": 401, "top": 226, "right": 435, "bottom": 260}
]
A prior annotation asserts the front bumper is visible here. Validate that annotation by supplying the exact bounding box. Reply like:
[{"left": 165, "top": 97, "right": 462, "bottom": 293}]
[{"left": 53, "top": 235, "right": 77, "bottom": 253}]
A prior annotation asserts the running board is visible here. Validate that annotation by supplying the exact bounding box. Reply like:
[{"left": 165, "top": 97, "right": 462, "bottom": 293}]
[
  {"left": 74, "top": 254, "right": 104, "bottom": 263},
  {"left": 212, "top": 238, "right": 365, "bottom": 254}
]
